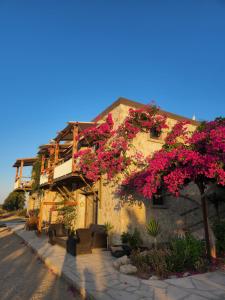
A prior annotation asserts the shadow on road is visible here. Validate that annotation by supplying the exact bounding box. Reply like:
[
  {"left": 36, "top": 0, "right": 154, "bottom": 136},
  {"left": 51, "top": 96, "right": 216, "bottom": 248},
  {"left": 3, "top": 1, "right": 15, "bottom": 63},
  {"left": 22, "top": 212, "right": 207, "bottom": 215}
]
[{"left": 0, "top": 228, "right": 80, "bottom": 300}]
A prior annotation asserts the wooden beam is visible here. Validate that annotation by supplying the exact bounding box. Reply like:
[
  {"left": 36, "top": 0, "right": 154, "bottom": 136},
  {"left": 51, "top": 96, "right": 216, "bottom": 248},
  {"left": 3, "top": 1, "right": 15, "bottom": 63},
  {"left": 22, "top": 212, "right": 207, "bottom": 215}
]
[
  {"left": 72, "top": 125, "right": 79, "bottom": 172},
  {"left": 43, "top": 201, "right": 77, "bottom": 206},
  {"left": 19, "top": 160, "right": 24, "bottom": 179}
]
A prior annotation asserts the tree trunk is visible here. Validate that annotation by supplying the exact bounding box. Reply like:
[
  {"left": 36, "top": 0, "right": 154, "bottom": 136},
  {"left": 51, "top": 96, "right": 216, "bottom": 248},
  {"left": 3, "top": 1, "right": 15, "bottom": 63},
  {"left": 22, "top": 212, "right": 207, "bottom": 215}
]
[
  {"left": 201, "top": 195, "right": 212, "bottom": 261},
  {"left": 197, "top": 182, "right": 211, "bottom": 261}
]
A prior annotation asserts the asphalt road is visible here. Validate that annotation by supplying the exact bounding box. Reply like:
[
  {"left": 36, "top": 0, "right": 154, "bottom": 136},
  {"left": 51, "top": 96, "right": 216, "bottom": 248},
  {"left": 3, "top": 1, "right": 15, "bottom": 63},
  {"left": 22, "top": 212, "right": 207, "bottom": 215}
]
[{"left": 0, "top": 228, "right": 82, "bottom": 300}]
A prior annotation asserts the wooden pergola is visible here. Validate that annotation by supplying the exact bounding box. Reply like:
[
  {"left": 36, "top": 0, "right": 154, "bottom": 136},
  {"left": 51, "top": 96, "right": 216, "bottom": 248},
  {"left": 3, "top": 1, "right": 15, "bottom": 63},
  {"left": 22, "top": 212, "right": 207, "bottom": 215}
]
[
  {"left": 37, "top": 121, "right": 104, "bottom": 232},
  {"left": 53, "top": 121, "right": 96, "bottom": 173},
  {"left": 38, "top": 143, "right": 73, "bottom": 181},
  {"left": 13, "top": 157, "right": 38, "bottom": 191}
]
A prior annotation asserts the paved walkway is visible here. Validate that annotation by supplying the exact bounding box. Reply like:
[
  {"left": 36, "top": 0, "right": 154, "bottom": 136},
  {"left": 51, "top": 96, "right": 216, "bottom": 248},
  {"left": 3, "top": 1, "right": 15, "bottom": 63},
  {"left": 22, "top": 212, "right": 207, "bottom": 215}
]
[
  {"left": 0, "top": 227, "right": 81, "bottom": 300},
  {"left": 6, "top": 223, "right": 225, "bottom": 300}
]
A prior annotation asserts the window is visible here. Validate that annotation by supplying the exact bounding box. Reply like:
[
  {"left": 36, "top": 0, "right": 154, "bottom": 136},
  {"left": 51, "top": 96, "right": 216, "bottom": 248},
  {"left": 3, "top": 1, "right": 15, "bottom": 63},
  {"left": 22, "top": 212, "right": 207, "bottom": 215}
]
[
  {"left": 152, "top": 194, "right": 166, "bottom": 208},
  {"left": 150, "top": 128, "right": 161, "bottom": 138}
]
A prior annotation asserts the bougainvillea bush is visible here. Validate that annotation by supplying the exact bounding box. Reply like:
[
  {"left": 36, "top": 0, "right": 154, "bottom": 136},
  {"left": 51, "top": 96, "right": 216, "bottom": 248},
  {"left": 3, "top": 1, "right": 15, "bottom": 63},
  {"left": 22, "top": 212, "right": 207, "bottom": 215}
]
[
  {"left": 120, "top": 117, "right": 225, "bottom": 258},
  {"left": 75, "top": 104, "right": 168, "bottom": 183},
  {"left": 122, "top": 117, "right": 225, "bottom": 199},
  {"left": 74, "top": 102, "right": 225, "bottom": 258}
]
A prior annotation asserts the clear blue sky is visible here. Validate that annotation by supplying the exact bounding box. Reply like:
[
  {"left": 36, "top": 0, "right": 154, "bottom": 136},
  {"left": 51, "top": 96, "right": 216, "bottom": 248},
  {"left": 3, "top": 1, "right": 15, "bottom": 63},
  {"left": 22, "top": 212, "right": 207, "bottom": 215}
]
[{"left": 0, "top": 0, "right": 225, "bottom": 203}]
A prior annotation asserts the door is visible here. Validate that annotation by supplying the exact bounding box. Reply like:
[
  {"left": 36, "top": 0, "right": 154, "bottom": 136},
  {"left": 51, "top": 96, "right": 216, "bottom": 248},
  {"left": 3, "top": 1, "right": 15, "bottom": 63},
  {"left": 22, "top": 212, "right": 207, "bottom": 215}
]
[{"left": 85, "top": 193, "right": 98, "bottom": 228}]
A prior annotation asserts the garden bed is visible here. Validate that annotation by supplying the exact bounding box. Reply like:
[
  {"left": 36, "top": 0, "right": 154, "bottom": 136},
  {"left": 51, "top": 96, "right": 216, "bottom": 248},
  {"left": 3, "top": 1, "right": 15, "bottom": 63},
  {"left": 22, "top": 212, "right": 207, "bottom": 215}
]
[{"left": 112, "top": 232, "right": 225, "bottom": 280}]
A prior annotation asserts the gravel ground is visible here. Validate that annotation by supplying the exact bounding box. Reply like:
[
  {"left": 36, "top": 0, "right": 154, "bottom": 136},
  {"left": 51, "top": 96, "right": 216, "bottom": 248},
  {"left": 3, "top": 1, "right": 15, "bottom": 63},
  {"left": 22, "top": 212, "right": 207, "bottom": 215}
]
[{"left": 0, "top": 228, "right": 82, "bottom": 300}]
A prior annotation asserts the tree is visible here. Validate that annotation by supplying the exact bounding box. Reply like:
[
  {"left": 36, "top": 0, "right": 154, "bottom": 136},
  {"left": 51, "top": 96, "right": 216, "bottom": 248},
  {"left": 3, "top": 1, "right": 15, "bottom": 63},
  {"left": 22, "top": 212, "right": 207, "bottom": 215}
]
[
  {"left": 121, "top": 118, "right": 225, "bottom": 260},
  {"left": 2, "top": 191, "right": 26, "bottom": 211}
]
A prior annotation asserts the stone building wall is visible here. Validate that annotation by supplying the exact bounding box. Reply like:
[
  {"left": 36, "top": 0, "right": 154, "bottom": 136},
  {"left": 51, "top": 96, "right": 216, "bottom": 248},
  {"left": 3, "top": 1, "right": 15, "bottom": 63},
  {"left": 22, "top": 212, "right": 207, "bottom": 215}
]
[{"left": 93, "top": 102, "right": 223, "bottom": 246}]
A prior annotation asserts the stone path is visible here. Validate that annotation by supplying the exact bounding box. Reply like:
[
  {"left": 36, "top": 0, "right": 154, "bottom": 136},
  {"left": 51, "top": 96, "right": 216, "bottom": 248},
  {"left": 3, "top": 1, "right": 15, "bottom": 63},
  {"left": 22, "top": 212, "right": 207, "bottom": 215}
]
[
  {"left": 0, "top": 227, "right": 81, "bottom": 300},
  {"left": 6, "top": 223, "right": 225, "bottom": 300}
]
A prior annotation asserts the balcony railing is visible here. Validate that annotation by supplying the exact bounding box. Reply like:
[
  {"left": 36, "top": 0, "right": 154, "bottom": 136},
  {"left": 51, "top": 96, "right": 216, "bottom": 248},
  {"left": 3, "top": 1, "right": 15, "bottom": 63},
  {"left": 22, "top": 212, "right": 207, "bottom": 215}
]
[
  {"left": 40, "top": 173, "right": 49, "bottom": 185},
  {"left": 14, "top": 177, "right": 32, "bottom": 190},
  {"left": 14, "top": 179, "right": 20, "bottom": 190},
  {"left": 53, "top": 158, "right": 73, "bottom": 180}
]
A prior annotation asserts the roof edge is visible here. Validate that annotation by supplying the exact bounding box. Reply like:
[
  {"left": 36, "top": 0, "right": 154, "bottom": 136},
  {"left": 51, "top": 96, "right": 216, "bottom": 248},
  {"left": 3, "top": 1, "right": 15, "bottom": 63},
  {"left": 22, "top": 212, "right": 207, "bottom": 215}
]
[{"left": 92, "top": 97, "right": 199, "bottom": 126}]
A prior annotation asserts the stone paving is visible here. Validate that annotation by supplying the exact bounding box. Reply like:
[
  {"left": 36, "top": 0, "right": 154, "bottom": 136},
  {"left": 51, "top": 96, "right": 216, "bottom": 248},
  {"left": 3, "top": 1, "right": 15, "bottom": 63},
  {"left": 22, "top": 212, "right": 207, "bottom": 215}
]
[{"left": 6, "top": 223, "right": 225, "bottom": 300}]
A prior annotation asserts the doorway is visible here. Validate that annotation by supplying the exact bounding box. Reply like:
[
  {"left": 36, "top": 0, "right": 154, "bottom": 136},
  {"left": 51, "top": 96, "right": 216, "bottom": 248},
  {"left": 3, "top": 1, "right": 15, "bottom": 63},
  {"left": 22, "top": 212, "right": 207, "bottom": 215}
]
[{"left": 84, "top": 193, "right": 98, "bottom": 228}]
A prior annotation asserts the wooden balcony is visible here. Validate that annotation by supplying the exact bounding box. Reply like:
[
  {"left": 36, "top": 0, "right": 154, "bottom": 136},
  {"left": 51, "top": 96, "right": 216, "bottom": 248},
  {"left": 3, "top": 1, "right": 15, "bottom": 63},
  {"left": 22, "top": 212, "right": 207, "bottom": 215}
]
[
  {"left": 53, "top": 158, "right": 73, "bottom": 180},
  {"left": 14, "top": 177, "right": 33, "bottom": 191},
  {"left": 13, "top": 158, "right": 37, "bottom": 191}
]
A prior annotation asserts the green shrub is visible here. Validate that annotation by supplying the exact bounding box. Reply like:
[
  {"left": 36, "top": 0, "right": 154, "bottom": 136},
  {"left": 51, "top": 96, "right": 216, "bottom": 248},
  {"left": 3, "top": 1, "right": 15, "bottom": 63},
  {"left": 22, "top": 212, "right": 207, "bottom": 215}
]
[
  {"left": 148, "top": 248, "right": 170, "bottom": 278},
  {"left": 2, "top": 191, "right": 26, "bottom": 211},
  {"left": 167, "top": 234, "right": 205, "bottom": 272},
  {"left": 146, "top": 217, "right": 161, "bottom": 248},
  {"left": 130, "top": 249, "right": 169, "bottom": 278},
  {"left": 130, "top": 250, "right": 151, "bottom": 274},
  {"left": 121, "top": 228, "right": 143, "bottom": 249},
  {"left": 57, "top": 204, "right": 77, "bottom": 233},
  {"left": 130, "top": 234, "right": 206, "bottom": 278},
  {"left": 212, "top": 219, "right": 225, "bottom": 255},
  {"left": 121, "top": 231, "right": 130, "bottom": 244}
]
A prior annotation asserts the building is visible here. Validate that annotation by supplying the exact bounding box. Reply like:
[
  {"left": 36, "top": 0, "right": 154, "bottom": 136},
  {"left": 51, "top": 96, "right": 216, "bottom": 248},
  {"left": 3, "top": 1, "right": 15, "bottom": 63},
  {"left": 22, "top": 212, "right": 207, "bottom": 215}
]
[{"left": 14, "top": 98, "right": 224, "bottom": 246}]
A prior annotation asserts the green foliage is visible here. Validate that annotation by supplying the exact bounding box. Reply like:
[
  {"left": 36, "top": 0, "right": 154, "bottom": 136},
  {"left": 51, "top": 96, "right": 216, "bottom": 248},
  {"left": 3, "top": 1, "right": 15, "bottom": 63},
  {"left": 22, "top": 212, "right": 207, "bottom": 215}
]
[
  {"left": 104, "top": 222, "right": 114, "bottom": 234},
  {"left": 121, "top": 228, "right": 143, "bottom": 249},
  {"left": 146, "top": 217, "right": 161, "bottom": 248},
  {"left": 31, "top": 157, "right": 41, "bottom": 192},
  {"left": 57, "top": 204, "right": 77, "bottom": 233},
  {"left": 148, "top": 248, "right": 170, "bottom": 278},
  {"left": 130, "top": 250, "right": 151, "bottom": 274},
  {"left": 130, "top": 248, "right": 169, "bottom": 278},
  {"left": 2, "top": 191, "right": 26, "bottom": 211},
  {"left": 130, "top": 234, "right": 206, "bottom": 278},
  {"left": 167, "top": 234, "right": 205, "bottom": 272},
  {"left": 212, "top": 219, "right": 225, "bottom": 255}
]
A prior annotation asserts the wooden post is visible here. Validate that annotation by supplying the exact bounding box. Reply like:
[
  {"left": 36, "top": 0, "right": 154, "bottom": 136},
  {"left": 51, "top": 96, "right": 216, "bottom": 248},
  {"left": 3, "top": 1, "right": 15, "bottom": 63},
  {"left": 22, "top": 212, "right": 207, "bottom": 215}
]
[
  {"left": 15, "top": 167, "right": 19, "bottom": 181},
  {"left": 18, "top": 160, "right": 24, "bottom": 188},
  {"left": 49, "top": 146, "right": 55, "bottom": 183},
  {"left": 72, "top": 125, "right": 79, "bottom": 173},
  {"left": 19, "top": 160, "right": 24, "bottom": 179},
  {"left": 38, "top": 201, "right": 44, "bottom": 232},
  {"left": 54, "top": 142, "right": 59, "bottom": 166}
]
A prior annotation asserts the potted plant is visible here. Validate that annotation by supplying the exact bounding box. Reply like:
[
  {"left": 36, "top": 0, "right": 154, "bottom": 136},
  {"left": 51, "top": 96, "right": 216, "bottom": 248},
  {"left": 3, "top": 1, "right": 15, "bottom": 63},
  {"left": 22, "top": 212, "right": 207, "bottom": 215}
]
[
  {"left": 57, "top": 204, "right": 77, "bottom": 256},
  {"left": 104, "top": 222, "right": 114, "bottom": 250}
]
